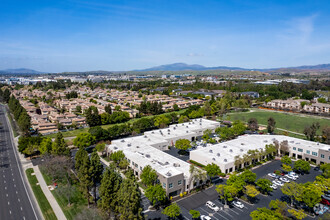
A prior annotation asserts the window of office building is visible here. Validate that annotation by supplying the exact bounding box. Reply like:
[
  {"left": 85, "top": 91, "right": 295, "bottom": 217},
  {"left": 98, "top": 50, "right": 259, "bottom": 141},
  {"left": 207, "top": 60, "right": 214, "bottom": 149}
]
[
  {"left": 312, "top": 152, "right": 317, "bottom": 156},
  {"left": 178, "top": 180, "right": 182, "bottom": 185},
  {"left": 293, "top": 147, "right": 296, "bottom": 150},
  {"left": 298, "top": 148, "right": 303, "bottom": 152},
  {"left": 163, "top": 183, "right": 166, "bottom": 188},
  {"left": 306, "top": 150, "right": 310, "bottom": 154},
  {"left": 321, "top": 154, "right": 324, "bottom": 158},
  {"left": 169, "top": 183, "right": 173, "bottom": 189}
]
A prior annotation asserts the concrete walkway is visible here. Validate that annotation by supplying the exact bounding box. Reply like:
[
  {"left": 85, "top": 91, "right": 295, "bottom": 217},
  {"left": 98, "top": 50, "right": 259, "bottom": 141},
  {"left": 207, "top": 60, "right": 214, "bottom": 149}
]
[{"left": 34, "top": 166, "right": 67, "bottom": 220}]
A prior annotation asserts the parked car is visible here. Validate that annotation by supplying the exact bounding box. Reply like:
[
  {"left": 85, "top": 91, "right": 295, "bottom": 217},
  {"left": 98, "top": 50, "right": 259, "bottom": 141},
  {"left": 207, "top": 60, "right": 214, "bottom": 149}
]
[
  {"left": 279, "top": 177, "right": 290, "bottom": 183},
  {"left": 314, "top": 166, "right": 320, "bottom": 171},
  {"left": 273, "top": 180, "right": 284, "bottom": 186},
  {"left": 284, "top": 174, "right": 297, "bottom": 180},
  {"left": 270, "top": 184, "right": 277, "bottom": 190},
  {"left": 201, "top": 215, "right": 212, "bottom": 220},
  {"left": 314, "top": 203, "right": 329, "bottom": 215},
  {"left": 288, "top": 172, "right": 299, "bottom": 178},
  {"left": 268, "top": 173, "right": 277, "bottom": 178},
  {"left": 321, "top": 198, "right": 330, "bottom": 206},
  {"left": 232, "top": 200, "right": 244, "bottom": 209},
  {"left": 206, "top": 201, "right": 219, "bottom": 212}
]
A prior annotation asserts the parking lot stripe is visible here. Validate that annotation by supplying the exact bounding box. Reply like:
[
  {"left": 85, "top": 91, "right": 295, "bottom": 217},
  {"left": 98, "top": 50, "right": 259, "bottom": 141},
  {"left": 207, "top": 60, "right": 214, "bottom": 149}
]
[{"left": 213, "top": 211, "right": 230, "bottom": 220}]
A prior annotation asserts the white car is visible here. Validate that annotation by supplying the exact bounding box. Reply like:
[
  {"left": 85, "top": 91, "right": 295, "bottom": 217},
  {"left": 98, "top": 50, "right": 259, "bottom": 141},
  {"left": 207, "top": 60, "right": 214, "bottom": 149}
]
[
  {"left": 232, "top": 200, "right": 244, "bottom": 209},
  {"left": 206, "top": 201, "right": 219, "bottom": 212},
  {"left": 284, "top": 174, "right": 296, "bottom": 180},
  {"left": 279, "top": 177, "right": 290, "bottom": 183},
  {"left": 270, "top": 184, "right": 277, "bottom": 190},
  {"left": 201, "top": 215, "right": 212, "bottom": 220},
  {"left": 288, "top": 172, "right": 299, "bottom": 178},
  {"left": 268, "top": 173, "right": 277, "bottom": 178},
  {"left": 273, "top": 180, "right": 284, "bottom": 186}
]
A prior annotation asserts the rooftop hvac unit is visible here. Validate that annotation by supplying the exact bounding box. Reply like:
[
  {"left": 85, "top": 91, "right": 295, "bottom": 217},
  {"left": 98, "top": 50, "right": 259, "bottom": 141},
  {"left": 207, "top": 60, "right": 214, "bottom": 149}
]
[
  {"left": 241, "top": 143, "right": 244, "bottom": 145},
  {"left": 166, "top": 172, "right": 172, "bottom": 177},
  {"left": 146, "top": 154, "right": 150, "bottom": 158},
  {"left": 217, "top": 153, "right": 220, "bottom": 157},
  {"left": 152, "top": 131, "right": 154, "bottom": 134},
  {"left": 229, "top": 149, "right": 233, "bottom": 152},
  {"left": 121, "top": 139, "right": 125, "bottom": 142},
  {"left": 212, "top": 158, "right": 216, "bottom": 161},
  {"left": 168, "top": 129, "right": 170, "bottom": 132},
  {"left": 223, "top": 146, "right": 227, "bottom": 148},
  {"left": 224, "top": 159, "right": 227, "bottom": 162},
  {"left": 263, "top": 140, "right": 268, "bottom": 143},
  {"left": 189, "top": 122, "right": 191, "bottom": 125},
  {"left": 186, "top": 131, "right": 189, "bottom": 133},
  {"left": 186, "top": 126, "right": 188, "bottom": 128},
  {"left": 114, "top": 147, "right": 118, "bottom": 150},
  {"left": 127, "top": 143, "right": 131, "bottom": 147},
  {"left": 168, "top": 133, "right": 170, "bottom": 135},
  {"left": 290, "top": 141, "right": 294, "bottom": 143},
  {"left": 240, "top": 149, "right": 244, "bottom": 152},
  {"left": 165, "top": 161, "right": 169, "bottom": 165},
  {"left": 209, "top": 149, "right": 213, "bottom": 153},
  {"left": 173, "top": 163, "right": 180, "bottom": 167},
  {"left": 144, "top": 135, "right": 147, "bottom": 138},
  {"left": 136, "top": 146, "right": 140, "bottom": 148}
]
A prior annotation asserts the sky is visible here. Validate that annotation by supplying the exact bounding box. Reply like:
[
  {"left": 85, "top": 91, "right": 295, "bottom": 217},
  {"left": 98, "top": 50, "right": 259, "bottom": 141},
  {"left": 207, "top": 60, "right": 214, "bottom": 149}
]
[{"left": 1, "top": 0, "right": 330, "bottom": 72}]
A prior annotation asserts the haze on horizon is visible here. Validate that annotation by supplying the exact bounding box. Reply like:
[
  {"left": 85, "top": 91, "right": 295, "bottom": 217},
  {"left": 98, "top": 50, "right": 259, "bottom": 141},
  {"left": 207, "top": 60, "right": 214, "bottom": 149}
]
[{"left": 1, "top": 0, "right": 330, "bottom": 73}]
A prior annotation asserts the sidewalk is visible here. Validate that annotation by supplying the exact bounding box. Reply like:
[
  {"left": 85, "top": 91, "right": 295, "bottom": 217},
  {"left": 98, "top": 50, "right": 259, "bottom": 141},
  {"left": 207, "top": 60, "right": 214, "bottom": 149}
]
[{"left": 34, "top": 166, "right": 67, "bottom": 220}]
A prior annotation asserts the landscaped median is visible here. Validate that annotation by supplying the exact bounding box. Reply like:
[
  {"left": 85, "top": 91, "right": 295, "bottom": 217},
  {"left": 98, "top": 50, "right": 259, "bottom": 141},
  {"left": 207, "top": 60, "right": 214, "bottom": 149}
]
[{"left": 25, "top": 168, "right": 57, "bottom": 220}]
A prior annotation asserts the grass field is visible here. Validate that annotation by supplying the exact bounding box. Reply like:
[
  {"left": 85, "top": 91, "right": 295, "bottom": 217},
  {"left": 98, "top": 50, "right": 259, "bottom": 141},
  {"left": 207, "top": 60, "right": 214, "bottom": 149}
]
[
  {"left": 46, "top": 109, "right": 186, "bottom": 138},
  {"left": 226, "top": 109, "right": 329, "bottom": 135},
  {"left": 25, "top": 168, "right": 57, "bottom": 220}
]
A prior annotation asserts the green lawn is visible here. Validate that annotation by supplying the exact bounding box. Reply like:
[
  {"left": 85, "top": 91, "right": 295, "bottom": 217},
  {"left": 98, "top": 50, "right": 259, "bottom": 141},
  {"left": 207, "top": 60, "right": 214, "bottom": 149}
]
[
  {"left": 226, "top": 109, "right": 329, "bottom": 135},
  {"left": 40, "top": 168, "right": 89, "bottom": 220},
  {"left": 25, "top": 168, "right": 57, "bottom": 220},
  {"left": 46, "top": 109, "right": 186, "bottom": 138}
]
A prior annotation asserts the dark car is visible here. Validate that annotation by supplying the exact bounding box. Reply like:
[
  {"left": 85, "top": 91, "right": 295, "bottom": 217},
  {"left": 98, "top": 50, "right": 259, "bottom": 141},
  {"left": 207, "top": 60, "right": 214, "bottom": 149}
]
[{"left": 314, "top": 166, "right": 320, "bottom": 171}]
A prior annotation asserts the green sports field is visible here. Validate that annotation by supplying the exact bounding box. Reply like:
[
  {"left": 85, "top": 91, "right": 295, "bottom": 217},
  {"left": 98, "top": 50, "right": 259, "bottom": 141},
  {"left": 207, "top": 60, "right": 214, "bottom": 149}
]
[{"left": 225, "top": 109, "right": 329, "bottom": 135}]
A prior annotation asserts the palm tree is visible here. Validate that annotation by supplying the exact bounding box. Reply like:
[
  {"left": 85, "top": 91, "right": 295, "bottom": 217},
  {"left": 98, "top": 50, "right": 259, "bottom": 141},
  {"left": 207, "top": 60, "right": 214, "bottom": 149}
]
[
  {"left": 234, "top": 155, "right": 243, "bottom": 170},
  {"left": 243, "top": 154, "right": 250, "bottom": 167},
  {"left": 188, "top": 164, "right": 207, "bottom": 193}
]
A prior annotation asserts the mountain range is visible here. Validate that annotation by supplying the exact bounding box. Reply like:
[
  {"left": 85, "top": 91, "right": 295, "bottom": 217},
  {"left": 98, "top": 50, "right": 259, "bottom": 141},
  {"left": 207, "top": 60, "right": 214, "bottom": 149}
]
[
  {"left": 136, "top": 62, "right": 330, "bottom": 71},
  {"left": 1, "top": 63, "right": 330, "bottom": 74}
]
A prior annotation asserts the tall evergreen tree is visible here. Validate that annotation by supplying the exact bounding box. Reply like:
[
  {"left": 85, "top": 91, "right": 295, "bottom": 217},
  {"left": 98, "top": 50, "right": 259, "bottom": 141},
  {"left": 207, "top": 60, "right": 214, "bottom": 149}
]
[
  {"left": 98, "top": 167, "right": 122, "bottom": 217},
  {"left": 52, "top": 132, "right": 70, "bottom": 156},
  {"left": 105, "top": 104, "right": 112, "bottom": 114},
  {"left": 90, "top": 151, "right": 104, "bottom": 203},
  {"left": 77, "top": 150, "right": 93, "bottom": 207}
]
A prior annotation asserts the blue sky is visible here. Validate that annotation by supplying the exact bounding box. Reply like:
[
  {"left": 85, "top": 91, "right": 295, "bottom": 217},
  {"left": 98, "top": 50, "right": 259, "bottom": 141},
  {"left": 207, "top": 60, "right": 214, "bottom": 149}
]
[{"left": 1, "top": 0, "right": 330, "bottom": 72}]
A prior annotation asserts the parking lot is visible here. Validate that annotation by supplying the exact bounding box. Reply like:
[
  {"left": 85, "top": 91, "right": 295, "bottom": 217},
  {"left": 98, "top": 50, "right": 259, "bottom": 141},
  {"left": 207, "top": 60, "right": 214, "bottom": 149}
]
[{"left": 146, "top": 160, "right": 323, "bottom": 220}]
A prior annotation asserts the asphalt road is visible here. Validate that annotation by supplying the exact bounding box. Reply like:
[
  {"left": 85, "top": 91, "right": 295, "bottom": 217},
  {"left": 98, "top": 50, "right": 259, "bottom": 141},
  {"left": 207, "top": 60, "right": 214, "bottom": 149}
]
[{"left": 0, "top": 105, "right": 41, "bottom": 220}]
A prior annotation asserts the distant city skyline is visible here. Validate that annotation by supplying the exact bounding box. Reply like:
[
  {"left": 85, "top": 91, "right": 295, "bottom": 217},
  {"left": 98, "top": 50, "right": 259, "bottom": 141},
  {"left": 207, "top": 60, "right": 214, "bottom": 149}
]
[{"left": 1, "top": 0, "right": 330, "bottom": 72}]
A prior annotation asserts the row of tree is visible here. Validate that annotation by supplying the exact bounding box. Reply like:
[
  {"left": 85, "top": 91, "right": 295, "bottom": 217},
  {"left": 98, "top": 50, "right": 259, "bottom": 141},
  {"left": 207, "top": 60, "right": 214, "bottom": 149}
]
[
  {"left": 7, "top": 95, "right": 31, "bottom": 135},
  {"left": 85, "top": 106, "right": 130, "bottom": 127},
  {"left": 137, "top": 100, "right": 164, "bottom": 115}
]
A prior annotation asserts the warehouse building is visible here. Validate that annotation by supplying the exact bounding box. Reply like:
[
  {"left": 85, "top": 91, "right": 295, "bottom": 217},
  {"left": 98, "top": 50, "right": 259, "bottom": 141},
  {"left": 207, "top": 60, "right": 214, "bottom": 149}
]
[
  {"left": 107, "top": 118, "right": 220, "bottom": 196},
  {"left": 190, "top": 135, "right": 330, "bottom": 174}
]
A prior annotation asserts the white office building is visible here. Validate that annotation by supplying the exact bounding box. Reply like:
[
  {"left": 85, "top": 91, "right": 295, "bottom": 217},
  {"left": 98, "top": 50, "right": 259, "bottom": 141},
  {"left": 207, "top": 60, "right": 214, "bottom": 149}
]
[
  {"left": 190, "top": 135, "right": 330, "bottom": 174},
  {"left": 107, "top": 118, "right": 220, "bottom": 196}
]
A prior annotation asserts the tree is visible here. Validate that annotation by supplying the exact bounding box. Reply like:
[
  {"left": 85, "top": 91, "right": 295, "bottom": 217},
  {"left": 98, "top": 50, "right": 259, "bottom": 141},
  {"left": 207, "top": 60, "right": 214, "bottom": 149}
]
[
  {"left": 320, "top": 163, "right": 330, "bottom": 178},
  {"left": 118, "top": 159, "right": 129, "bottom": 170},
  {"left": 89, "top": 126, "right": 109, "bottom": 141},
  {"left": 301, "top": 184, "right": 322, "bottom": 209},
  {"left": 205, "top": 163, "right": 222, "bottom": 178},
  {"left": 202, "top": 129, "right": 212, "bottom": 142},
  {"left": 105, "top": 104, "right": 112, "bottom": 114},
  {"left": 231, "top": 120, "right": 246, "bottom": 136},
  {"left": 39, "top": 137, "right": 52, "bottom": 155},
  {"left": 189, "top": 210, "right": 200, "bottom": 219},
  {"left": 288, "top": 209, "right": 307, "bottom": 220},
  {"left": 140, "top": 165, "right": 158, "bottom": 187},
  {"left": 245, "top": 185, "right": 260, "bottom": 202},
  {"left": 322, "top": 126, "right": 330, "bottom": 144},
  {"left": 173, "top": 104, "right": 179, "bottom": 111},
  {"left": 241, "top": 170, "right": 257, "bottom": 184},
  {"left": 3, "top": 88, "right": 11, "bottom": 103},
  {"left": 281, "top": 182, "right": 304, "bottom": 206},
  {"left": 250, "top": 207, "right": 283, "bottom": 220},
  {"left": 282, "top": 164, "right": 293, "bottom": 172},
  {"left": 256, "top": 178, "right": 272, "bottom": 194},
  {"left": 95, "top": 143, "right": 106, "bottom": 154},
  {"left": 116, "top": 179, "right": 142, "bottom": 220},
  {"left": 75, "top": 148, "right": 88, "bottom": 171},
  {"left": 227, "top": 174, "right": 246, "bottom": 193},
  {"left": 89, "top": 151, "right": 103, "bottom": 203},
  {"left": 73, "top": 133, "right": 96, "bottom": 149},
  {"left": 52, "top": 132, "right": 69, "bottom": 156},
  {"left": 178, "top": 115, "right": 189, "bottom": 123},
  {"left": 98, "top": 167, "right": 122, "bottom": 217},
  {"left": 269, "top": 199, "right": 287, "bottom": 216},
  {"left": 77, "top": 150, "right": 92, "bottom": 207},
  {"left": 303, "top": 122, "right": 320, "bottom": 141},
  {"left": 145, "top": 184, "right": 167, "bottom": 206},
  {"left": 162, "top": 203, "right": 181, "bottom": 219},
  {"left": 248, "top": 118, "right": 259, "bottom": 131},
  {"left": 267, "top": 117, "right": 276, "bottom": 134},
  {"left": 281, "top": 155, "right": 292, "bottom": 165},
  {"left": 110, "top": 150, "right": 125, "bottom": 165},
  {"left": 294, "top": 160, "right": 310, "bottom": 173},
  {"left": 234, "top": 155, "right": 243, "bottom": 170},
  {"left": 216, "top": 184, "right": 237, "bottom": 206},
  {"left": 85, "top": 106, "right": 101, "bottom": 127},
  {"left": 154, "top": 115, "right": 170, "bottom": 128},
  {"left": 175, "top": 139, "right": 191, "bottom": 151},
  {"left": 187, "top": 165, "right": 207, "bottom": 193}
]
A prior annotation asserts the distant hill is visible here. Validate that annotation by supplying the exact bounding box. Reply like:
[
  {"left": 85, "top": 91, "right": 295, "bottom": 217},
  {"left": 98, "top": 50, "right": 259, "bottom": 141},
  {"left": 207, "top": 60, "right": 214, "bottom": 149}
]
[
  {"left": 135, "top": 62, "right": 330, "bottom": 72},
  {"left": 136, "top": 63, "right": 246, "bottom": 71},
  {"left": 0, "top": 68, "right": 43, "bottom": 74}
]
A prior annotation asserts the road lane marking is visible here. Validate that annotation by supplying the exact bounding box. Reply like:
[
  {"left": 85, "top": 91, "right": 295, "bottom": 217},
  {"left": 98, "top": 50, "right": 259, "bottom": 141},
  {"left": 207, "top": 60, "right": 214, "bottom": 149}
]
[
  {"left": 6, "top": 193, "right": 8, "bottom": 197},
  {"left": 21, "top": 207, "right": 23, "bottom": 211},
  {"left": 8, "top": 201, "right": 10, "bottom": 205},
  {"left": 18, "top": 198, "right": 20, "bottom": 202}
]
